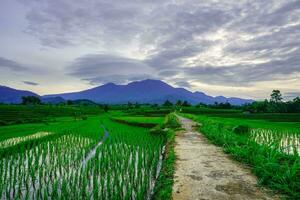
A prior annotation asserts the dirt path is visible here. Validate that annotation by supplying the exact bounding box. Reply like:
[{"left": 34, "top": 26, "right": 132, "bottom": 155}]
[{"left": 172, "top": 116, "right": 278, "bottom": 200}]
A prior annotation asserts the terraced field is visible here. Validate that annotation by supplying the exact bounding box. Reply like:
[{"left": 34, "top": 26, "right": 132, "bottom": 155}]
[{"left": 0, "top": 114, "right": 166, "bottom": 199}]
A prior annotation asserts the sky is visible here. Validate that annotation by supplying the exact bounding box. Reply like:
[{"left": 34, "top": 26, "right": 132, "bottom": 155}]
[{"left": 0, "top": 0, "right": 300, "bottom": 100}]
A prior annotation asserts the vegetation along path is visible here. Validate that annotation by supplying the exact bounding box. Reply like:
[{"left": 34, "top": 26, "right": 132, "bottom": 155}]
[{"left": 172, "top": 116, "right": 278, "bottom": 200}]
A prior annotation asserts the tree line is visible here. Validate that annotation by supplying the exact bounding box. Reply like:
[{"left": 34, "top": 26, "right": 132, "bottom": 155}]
[
  {"left": 20, "top": 89, "right": 300, "bottom": 113},
  {"left": 161, "top": 90, "right": 300, "bottom": 113},
  {"left": 242, "top": 90, "right": 300, "bottom": 113}
]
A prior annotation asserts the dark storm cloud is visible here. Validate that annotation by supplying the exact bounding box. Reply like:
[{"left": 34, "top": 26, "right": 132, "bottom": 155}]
[
  {"left": 259, "top": 0, "right": 300, "bottom": 26},
  {"left": 185, "top": 53, "right": 300, "bottom": 86},
  {"left": 23, "top": 81, "right": 38, "bottom": 86},
  {"left": 20, "top": 0, "right": 148, "bottom": 47},
  {"left": 19, "top": 0, "right": 300, "bottom": 88},
  {"left": 83, "top": 74, "right": 156, "bottom": 85},
  {"left": 145, "top": 42, "right": 213, "bottom": 70},
  {"left": 0, "top": 57, "right": 27, "bottom": 71},
  {"left": 158, "top": 70, "right": 179, "bottom": 77},
  {"left": 68, "top": 54, "right": 154, "bottom": 85}
]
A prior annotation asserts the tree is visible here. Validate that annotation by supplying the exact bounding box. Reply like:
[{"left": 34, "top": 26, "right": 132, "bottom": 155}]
[
  {"left": 127, "top": 102, "right": 133, "bottom": 109},
  {"left": 163, "top": 100, "right": 173, "bottom": 107},
  {"left": 103, "top": 105, "right": 109, "bottom": 113},
  {"left": 196, "top": 103, "right": 207, "bottom": 108},
  {"left": 182, "top": 100, "right": 191, "bottom": 107},
  {"left": 176, "top": 100, "right": 182, "bottom": 106},
  {"left": 293, "top": 97, "right": 300, "bottom": 104},
  {"left": 270, "top": 90, "right": 282, "bottom": 103},
  {"left": 241, "top": 94, "right": 300, "bottom": 113},
  {"left": 151, "top": 104, "right": 159, "bottom": 110},
  {"left": 134, "top": 102, "right": 140, "bottom": 108},
  {"left": 22, "top": 96, "right": 41, "bottom": 105},
  {"left": 67, "top": 100, "right": 73, "bottom": 105}
]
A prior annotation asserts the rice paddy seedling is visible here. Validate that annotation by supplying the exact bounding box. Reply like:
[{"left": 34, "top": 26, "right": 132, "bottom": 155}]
[
  {"left": 0, "top": 132, "right": 54, "bottom": 149},
  {"left": 0, "top": 114, "right": 165, "bottom": 199},
  {"left": 250, "top": 128, "right": 300, "bottom": 155}
]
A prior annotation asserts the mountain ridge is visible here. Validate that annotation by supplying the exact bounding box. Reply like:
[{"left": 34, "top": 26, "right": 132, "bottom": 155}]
[
  {"left": 0, "top": 85, "right": 39, "bottom": 104},
  {"left": 43, "top": 79, "right": 253, "bottom": 105},
  {"left": 0, "top": 80, "right": 253, "bottom": 105}
]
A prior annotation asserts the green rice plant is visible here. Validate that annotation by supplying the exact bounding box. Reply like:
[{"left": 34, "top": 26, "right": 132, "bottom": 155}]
[
  {"left": 0, "top": 114, "right": 166, "bottom": 200},
  {"left": 164, "top": 113, "right": 180, "bottom": 129},
  {"left": 250, "top": 128, "right": 300, "bottom": 155}
]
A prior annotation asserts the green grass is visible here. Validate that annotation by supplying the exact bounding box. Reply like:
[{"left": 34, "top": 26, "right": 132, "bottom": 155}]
[
  {"left": 182, "top": 113, "right": 300, "bottom": 131},
  {"left": 110, "top": 116, "right": 164, "bottom": 128},
  {"left": 152, "top": 113, "right": 179, "bottom": 200},
  {"left": 153, "top": 129, "right": 176, "bottom": 200},
  {"left": 181, "top": 113, "right": 300, "bottom": 199},
  {"left": 0, "top": 116, "right": 98, "bottom": 142},
  {"left": 113, "top": 116, "right": 164, "bottom": 124},
  {"left": 0, "top": 105, "right": 102, "bottom": 125},
  {"left": 208, "top": 113, "right": 300, "bottom": 122},
  {"left": 124, "top": 107, "right": 173, "bottom": 116},
  {"left": 181, "top": 106, "right": 241, "bottom": 114}
]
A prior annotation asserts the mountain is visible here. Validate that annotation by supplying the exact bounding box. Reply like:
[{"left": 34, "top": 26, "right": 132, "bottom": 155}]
[
  {"left": 0, "top": 86, "right": 39, "bottom": 104},
  {"left": 41, "top": 96, "right": 66, "bottom": 104},
  {"left": 44, "top": 79, "right": 253, "bottom": 105},
  {"left": 71, "top": 99, "right": 98, "bottom": 105}
]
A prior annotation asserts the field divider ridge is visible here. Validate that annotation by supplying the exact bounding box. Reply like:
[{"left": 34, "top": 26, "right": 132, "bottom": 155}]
[{"left": 80, "top": 124, "right": 109, "bottom": 168}]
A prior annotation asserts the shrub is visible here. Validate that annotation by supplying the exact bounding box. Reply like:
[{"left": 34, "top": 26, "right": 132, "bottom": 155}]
[
  {"left": 232, "top": 125, "right": 249, "bottom": 135},
  {"left": 150, "top": 124, "right": 166, "bottom": 136},
  {"left": 82, "top": 116, "right": 88, "bottom": 120},
  {"left": 14, "top": 119, "right": 24, "bottom": 124},
  {"left": 165, "top": 114, "right": 180, "bottom": 129},
  {"left": 0, "top": 120, "right": 8, "bottom": 126}
]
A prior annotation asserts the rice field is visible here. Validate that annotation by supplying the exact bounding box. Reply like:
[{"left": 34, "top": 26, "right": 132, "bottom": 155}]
[
  {"left": 0, "top": 131, "right": 53, "bottom": 149},
  {"left": 0, "top": 114, "right": 165, "bottom": 199},
  {"left": 250, "top": 128, "right": 300, "bottom": 155}
]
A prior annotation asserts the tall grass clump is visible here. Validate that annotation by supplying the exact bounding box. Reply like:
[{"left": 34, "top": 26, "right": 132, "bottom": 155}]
[
  {"left": 164, "top": 113, "right": 180, "bottom": 129},
  {"left": 152, "top": 113, "right": 179, "bottom": 200}
]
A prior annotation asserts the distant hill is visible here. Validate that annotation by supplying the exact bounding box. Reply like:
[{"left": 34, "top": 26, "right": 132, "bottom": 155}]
[
  {"left": 44, "top": 79, "right": 253, "bottom": 105},
  {"left": 71, "top": 99, "right": 98, "bottom": 105},
  {"left": 0, "top": 86, "right": 39, "bottom": 104},
  {"left": 41, "top": 96, "right": 66, "bottom": 104}
]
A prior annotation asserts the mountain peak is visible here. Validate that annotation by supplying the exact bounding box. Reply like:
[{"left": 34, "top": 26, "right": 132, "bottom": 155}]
[
  {"left": 103, "top": 82, "right": 117, "bottom": 87},
  {"left": 0, "top": 85, "right": 39, "bottom": 104},
  {"left": 0, "top": 80, "right": 253, "bottom": 105},
  {"left": 128, "top": 79, "right": 166, "bottom": 85}
]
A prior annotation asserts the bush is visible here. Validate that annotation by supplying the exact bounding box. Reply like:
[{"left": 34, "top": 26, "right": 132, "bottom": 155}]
[
  {"left": 232, "top": 125, "right": 249, "bottom": 135},
  {"left": 14, "top": 119, "right": 24, "bottom": 124},
  {"left": 0, "top": 120, "right": 8, "bottom": 126},
  {"left": 82, "top": 116, "right": 88, "bottom": 120},
  {"left": 150, "top": 124, "right": 166, "bottom": 136},
  {"left": 165, "top": 114, "right": 180, "bottom": 129}
]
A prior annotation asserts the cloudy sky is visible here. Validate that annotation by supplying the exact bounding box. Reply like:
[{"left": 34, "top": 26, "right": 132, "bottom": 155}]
[{"left": 0, "top": 0, "right": 300, "bottom": 99}]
